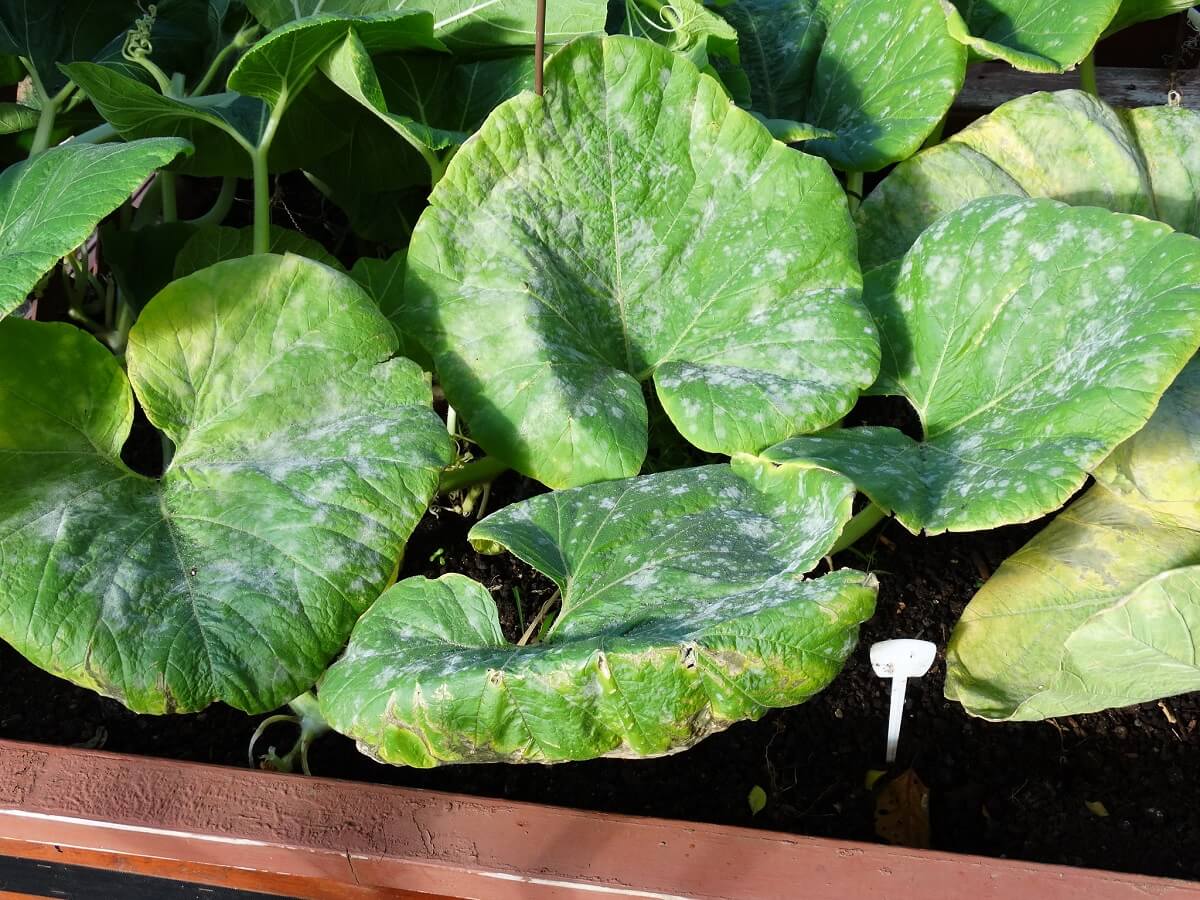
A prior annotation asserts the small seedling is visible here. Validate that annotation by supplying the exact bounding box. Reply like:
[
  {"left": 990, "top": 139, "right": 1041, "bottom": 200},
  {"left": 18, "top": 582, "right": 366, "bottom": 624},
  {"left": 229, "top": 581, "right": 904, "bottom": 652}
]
[{"left": 870, "top": 639, "right": 936, "bottom": 764}]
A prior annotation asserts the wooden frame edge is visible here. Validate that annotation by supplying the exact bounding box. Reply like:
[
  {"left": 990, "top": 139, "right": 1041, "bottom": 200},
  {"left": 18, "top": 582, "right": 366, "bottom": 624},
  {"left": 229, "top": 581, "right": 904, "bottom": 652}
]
[{"left": 0, "top": 739, "right": 1195, "bottom": 899}]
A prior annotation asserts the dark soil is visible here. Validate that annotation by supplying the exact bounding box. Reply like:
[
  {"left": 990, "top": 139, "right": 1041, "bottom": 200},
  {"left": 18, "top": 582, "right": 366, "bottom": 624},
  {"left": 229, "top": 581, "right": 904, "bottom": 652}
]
[{"left": 4, "top": 432, "right": 1199, "bottom": 881}]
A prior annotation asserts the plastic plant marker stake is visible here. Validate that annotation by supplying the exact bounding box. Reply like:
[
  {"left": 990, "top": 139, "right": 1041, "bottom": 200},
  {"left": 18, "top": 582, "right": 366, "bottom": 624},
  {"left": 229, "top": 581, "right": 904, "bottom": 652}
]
[{"left": 870, "top": 640, "right": 937, "bottom": 764}]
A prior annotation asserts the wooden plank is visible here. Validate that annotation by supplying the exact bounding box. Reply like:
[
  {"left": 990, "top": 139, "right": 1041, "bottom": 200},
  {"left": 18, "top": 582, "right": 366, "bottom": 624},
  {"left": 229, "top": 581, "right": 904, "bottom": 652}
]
[
  {"left": 956, "top": 63, "right": 1200, "bottom": 110},
  {"left": 0, "top": 739, "right": 1196, "bottom": 900}
]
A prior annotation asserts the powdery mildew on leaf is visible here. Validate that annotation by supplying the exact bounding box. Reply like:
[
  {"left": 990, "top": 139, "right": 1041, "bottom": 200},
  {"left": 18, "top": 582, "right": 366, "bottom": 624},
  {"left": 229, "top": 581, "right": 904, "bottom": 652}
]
[
  {"left": 945, "top": 360, "right": 1200, "bottom": 720},
  {"left": 405, "top": 35, "right": 878, "bottom": 489},
  {"left": 765, "top": 196, "right": 1200, "bottom": 534},
  {"left": 714, "top": 0, "right": 966, "bottom": 171},
  {"left": 0, "top": 254, "right": 452, "bottom": 713},
  {"left": 318, "top": 459, "right": 876, "bottom": 765},
  {"left": 856, "top": 91, "right": 1200, "bottom": 274}
]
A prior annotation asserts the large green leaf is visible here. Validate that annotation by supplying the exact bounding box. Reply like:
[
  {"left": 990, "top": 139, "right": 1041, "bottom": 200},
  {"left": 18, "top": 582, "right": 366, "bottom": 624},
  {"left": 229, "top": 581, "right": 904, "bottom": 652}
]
[
  {"left": 945, "top": 360, "right": 1200, "bottom": 720},
  {"left": 942, "top": 0, "right": 1121, "bottom": 73},
  {"left": 712, "top": 0, "right": 966, "bottom": 172},
  {"left": 244, "top": 0, "right": 606, "bottom": 52},
  {"left": 764, "top": 196, "right": 1200, "bottom": 535},
  {"left": 405, "top": 35, "right": 877, "bottom": 489},
  {"left": 855, "top": 92, "right": 1200, "bottom": 272},
  {"left": 317, "top": 460, "right": 876, "bottom": 766},
  {"left": 0, "top": 137, "right": 190, "bottom": 320},
  {"left": 0, "top": 254, "right": 452, "bottom": 713}
]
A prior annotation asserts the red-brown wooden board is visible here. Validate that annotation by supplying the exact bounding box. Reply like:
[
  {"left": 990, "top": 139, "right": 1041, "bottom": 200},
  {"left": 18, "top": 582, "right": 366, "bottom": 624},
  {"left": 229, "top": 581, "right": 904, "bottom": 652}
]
[{"left": 0, "top": 739, "right": 1196, "bottom": 899}]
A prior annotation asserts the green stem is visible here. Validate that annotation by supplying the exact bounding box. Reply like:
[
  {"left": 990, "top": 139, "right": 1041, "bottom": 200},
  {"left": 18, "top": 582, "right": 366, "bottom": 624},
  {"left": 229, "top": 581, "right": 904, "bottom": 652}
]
[
  {"left": 251, "top": 148, "right": 271, "bottom": 254},
  {"left": 131, "top": 54, "right": 174, "bottom": 96},
  {"left": 512, "top": 586, "right": 526, "bottom": 636},
  {"left": 30, "top": 101, "right": 58, "bottom": 156},
  {"left": 160, "top": 172, "right": 178, "bottom": 222},
  {"left": 22, "top": 58, "right": 54, "bottom": 156},
  {"left": 191, "top": 23, "right": 261, "bottom": 97},
  {"left": 1079, "top": 52, "right": 1098, "bottom": 96},
  {"left": 28, "top": 79, "right": 74, "bottom": 157},
  {"left": 132, "top": 177, "right": 163, "bottom": 229},
  {"left": 250, "top": 100, "right": 289, "bottom": 254},
  {"left": 830, "top": 503, "right": 886, "bottom": 555},
  {"left": 187, "top": 176, "right": 237, "bottom": 227},
  {"left": 108, "top": 299, "right": 136, "bottom": 355},
  {"left": 247, "top": 692, "right": 331, "bottom": 776},
  {"left": 845, "top": 171, "right": 864, "bottom": 214},
  {"left": 438, "top": 456, "right": 509, "bottom": 494}
]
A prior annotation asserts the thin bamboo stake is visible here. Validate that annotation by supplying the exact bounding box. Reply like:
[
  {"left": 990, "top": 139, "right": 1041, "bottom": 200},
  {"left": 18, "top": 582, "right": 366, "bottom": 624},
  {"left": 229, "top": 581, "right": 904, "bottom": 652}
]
[{"left": 534, "top": 0, "right": 547, "bottom": 96}]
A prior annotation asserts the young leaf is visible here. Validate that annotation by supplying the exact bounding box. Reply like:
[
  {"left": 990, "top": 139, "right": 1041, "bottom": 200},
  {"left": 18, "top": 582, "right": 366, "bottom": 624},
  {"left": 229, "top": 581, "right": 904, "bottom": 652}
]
[
  {"left": 855, "top": 92, "right": 1200, "bottom": 274},
  {"left": 945, "top": 361, "right": 1200, "bottom": 720},
  {"left": 765, "top": 196, "right": 1200, "bottom": 535},
  {"left": 244, "top": 0, "right": 607, "bottom": 52},
  {"left": 173, "top": 224, "right": 343, "bottom": 278},
  {"left": 68, "top": 12, "right": 442, "bottom": 177},
  {"left": 320, "top": 30, "right": 465, "bottom": 170},
  {"left": 712, "top": 0, "right": 966, "bottom": 171},
  {"left": 66, "top": 62, "right": 267, "bottom": 176},
  {"left": 0, "top": 137, "right": 190, "bottom": 320},
  {"left": 0, "top": 254, "right": 453, "bottom": 713},
  {"left": 941, "top": 0, "right": 1121, "bottom": 73},
  {"left": 317, "top": 461, "right": 877, "bottom": 766},
  {"left": 226, "top": 11, "right": 443, "bottom": 109},
  {"left": 405, "top": 35, "right": 878, "bottom": 489},
  {"left": 67, "top": 60, "right": 356, "bottom": 178}
]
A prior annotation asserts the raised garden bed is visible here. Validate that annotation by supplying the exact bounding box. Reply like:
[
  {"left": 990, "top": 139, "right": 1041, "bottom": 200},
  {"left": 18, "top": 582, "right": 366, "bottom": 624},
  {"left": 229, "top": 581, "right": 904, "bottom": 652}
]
[
  {"left": 1, "top": 2, "right": 1200, "bottom": 897},
  {"left": 3, "top": 488, "right": 1199, "bottom": 883}
]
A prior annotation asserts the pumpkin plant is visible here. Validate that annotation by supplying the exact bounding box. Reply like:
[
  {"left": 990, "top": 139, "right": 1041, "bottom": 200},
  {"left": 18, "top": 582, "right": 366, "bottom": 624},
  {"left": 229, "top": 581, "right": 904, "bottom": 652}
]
[
  {"left": 0, "top": 0, "right": 1197, "bottom": 780},
  {"left": 403, "top": 34, "right": 879, "bottom": 490}
]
